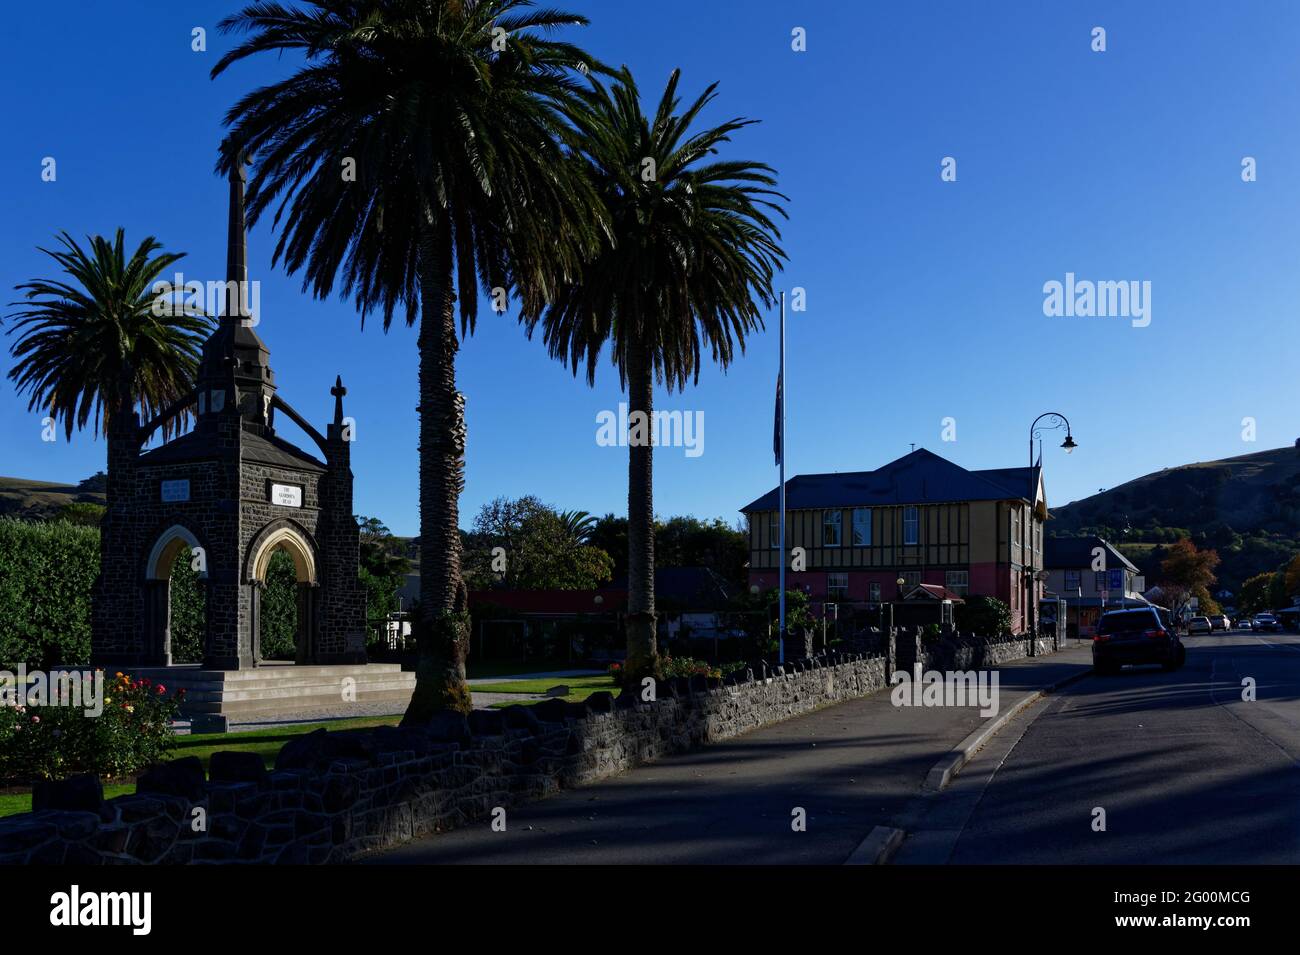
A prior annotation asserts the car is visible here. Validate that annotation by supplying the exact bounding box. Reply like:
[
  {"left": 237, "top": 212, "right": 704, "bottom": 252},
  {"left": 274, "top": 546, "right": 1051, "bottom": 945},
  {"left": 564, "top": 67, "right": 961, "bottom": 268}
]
[
  {"left": 1093, "top": 607, "right": 1186, "bottom": 674},
  {"left": 1253, "top": 613, "right": 1280, "bottom": 632},
  {"left": 1187, "top": 616, "right": 1213, "bottom": 635},
  {"left": 1210, "top": 614, "right": 1231, "bottom": 631},
  {"left": 1235, "top": 619, "right": 1253, "bottom": 630}
]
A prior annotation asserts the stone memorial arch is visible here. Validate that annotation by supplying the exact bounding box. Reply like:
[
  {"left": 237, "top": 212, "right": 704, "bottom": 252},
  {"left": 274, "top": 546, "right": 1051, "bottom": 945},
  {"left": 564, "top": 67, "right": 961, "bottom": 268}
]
[{"left": 91, "top": 160, "right": 367, "bottom": 671}]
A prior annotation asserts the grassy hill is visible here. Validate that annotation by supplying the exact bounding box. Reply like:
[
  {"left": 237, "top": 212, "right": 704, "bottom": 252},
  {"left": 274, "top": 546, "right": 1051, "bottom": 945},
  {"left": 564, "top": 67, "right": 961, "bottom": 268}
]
[
  {"left": 0, "top": 475, "right": 106, "bottom": 521},
  {"left": 1050, "top": 445, "right": 1300, "bottom": 592}
]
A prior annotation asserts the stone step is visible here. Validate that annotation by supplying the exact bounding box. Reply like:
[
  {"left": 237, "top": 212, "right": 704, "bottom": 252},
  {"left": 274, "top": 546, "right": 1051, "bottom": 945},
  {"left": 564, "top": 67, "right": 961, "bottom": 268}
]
[
  {"left": 182, "top": 678, "right": 416, "bottom": 704},
  {"left": 123, "top": 664, "right": 408, "bottom": 682},
  {"left": 115, "top": 663, "right": 417, "bottom": 718},
  {"left": 154, "top": 670, "right": 413, "bottom": 696},
  {"left": 181, "top": 688, "right": 416, "bottom": 717}
]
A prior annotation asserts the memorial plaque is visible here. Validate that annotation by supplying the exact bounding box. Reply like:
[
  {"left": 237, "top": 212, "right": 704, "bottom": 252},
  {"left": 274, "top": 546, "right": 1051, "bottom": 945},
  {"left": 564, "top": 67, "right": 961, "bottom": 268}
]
[
  {"left": 161, "top": 479, "right": 190, "bottom": 503},
  {"left": 270, "top": 483, "right": 302, "bottom": 508}
]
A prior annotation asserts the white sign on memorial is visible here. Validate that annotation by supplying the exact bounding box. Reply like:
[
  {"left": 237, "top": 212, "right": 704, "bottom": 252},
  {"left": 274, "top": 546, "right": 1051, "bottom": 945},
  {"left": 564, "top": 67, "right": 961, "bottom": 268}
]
[
  {"left": 160, "top": 479, "right": 190, "bottom": 502},
  {"left": 270, "top": 483, "right": 303, "bottom": 508}
]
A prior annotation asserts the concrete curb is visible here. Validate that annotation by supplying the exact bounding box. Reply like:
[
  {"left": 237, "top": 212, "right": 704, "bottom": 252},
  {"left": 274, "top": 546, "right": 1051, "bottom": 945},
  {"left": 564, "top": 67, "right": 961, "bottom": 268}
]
[
  {"left": 922, "top": 666, "right": 1092, "bottom": 793},
  {"left": 844, "top": 825, "right": 906, "bottom": 865}
]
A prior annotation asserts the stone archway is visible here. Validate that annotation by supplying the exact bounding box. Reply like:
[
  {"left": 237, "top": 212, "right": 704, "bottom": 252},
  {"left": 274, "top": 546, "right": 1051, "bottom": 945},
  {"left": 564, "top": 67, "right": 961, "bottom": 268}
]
[
  {"left": 143, "top": 525, "right": 209, "bottom": 666},
  {"left": 246, "top": 523, "right": 319, "bottom": 665}
]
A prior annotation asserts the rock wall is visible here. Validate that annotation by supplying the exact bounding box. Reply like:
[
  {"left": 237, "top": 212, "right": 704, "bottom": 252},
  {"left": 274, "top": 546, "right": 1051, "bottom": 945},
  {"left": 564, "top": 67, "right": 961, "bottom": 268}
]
[{"left": 0, "top": 653, "right": 887, "bottom": 864}]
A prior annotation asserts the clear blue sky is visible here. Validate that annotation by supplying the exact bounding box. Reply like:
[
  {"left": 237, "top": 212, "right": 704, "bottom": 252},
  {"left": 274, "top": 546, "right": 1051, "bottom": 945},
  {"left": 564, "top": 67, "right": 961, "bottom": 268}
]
[{"left": 2, "top": 1, "right": 1298, "bottom": 536}]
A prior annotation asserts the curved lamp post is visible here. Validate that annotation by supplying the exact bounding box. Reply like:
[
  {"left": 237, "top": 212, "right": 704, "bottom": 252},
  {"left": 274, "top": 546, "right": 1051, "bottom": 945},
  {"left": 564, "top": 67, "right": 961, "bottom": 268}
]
[{"left": 1026, "top": 413, "right": 1077, "bottom": 647}]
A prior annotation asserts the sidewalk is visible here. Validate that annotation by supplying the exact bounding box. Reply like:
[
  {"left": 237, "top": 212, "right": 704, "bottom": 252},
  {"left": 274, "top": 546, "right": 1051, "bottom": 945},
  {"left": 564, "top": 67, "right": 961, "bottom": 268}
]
[{"left": 363, "top": 644, "right": 1095, "bottom": 865}]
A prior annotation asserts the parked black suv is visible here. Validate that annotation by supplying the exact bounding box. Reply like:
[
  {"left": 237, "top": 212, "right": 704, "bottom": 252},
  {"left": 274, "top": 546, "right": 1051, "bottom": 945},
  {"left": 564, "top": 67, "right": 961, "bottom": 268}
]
[{"left": 1093, "top": 607, "right": 1185, "bottom": 674}]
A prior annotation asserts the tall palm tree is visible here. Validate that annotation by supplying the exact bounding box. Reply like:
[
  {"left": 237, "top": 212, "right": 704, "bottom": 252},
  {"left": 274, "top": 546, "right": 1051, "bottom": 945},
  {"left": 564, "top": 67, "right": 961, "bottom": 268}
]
[
  {"left": 557, "top": 508, "right": 597, "bottom": 544},
  {"left": 523, "top": 68, "right": 787, "bottom": 684},
  {"left": 211, "top": 0, "right": 604, "bottom": 718},
  {"left": 6, "top": 229, "right": 209, "bottom": 442}
]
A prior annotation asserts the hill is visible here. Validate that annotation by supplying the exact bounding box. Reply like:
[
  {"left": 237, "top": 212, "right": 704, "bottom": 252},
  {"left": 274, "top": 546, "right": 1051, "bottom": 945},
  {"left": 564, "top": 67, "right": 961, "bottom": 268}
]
[
  {"left": 0, "top": 475, "right": 106, "bottom": 521},
  {"left": 1049, "top": 445, "right": 1300, "bottom": 593}
]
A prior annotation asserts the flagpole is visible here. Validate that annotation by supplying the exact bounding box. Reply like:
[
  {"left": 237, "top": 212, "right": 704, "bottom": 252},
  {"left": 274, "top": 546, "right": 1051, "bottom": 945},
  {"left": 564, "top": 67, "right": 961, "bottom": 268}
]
[{"left": 778, "top": 291, "right": 786, "bottom": 666}]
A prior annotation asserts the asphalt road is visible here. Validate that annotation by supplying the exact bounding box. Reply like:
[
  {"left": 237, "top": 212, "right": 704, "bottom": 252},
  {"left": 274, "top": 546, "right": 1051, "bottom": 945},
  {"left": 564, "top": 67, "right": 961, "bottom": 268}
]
[
  {"left": 917, "top": 629, "right": 1300, "bottom": 864},
  {"left": 362, "top": 647, "right": 1093, "bottom": 865}
]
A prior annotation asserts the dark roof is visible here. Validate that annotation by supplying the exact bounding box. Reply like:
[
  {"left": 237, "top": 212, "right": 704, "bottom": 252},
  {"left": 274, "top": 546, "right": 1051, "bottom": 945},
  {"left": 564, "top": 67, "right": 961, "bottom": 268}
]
[
  {"left": 469, "top": 588, "right": 627, "bottom": 614},
  {"left": 609, "top": 566, "right": 732, "bottom": 609},
  {"left": 139, "top": 427, "right": 325, "bottom": 472},
  {"left": 740, "top": 448, "right": 1039, "bottom": 512},
  {"left": 1043, "top": 536, "right": 1139, "bottom": 573},
  {"left": 468, "top": 567, "right": 733, "bottom": 616}
]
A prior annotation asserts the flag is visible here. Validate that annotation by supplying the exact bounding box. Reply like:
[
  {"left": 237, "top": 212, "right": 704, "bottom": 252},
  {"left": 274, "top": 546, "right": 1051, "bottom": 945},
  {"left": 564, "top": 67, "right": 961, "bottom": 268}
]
[{"left": 773, "top": 372, "right": 783, "bottom": 466}]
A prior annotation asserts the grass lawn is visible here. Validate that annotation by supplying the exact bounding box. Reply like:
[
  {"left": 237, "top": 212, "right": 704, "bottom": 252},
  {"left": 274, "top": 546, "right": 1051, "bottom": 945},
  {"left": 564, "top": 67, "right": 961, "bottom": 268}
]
[
  {"left": 472, "top": 675, "right": 617, "bottom": 696},
  {"left": 476, "top": 675, "right": 621, "bottom": 708},
  {"left": 0, "top": 713, "right": 403, "bottom": 819},
  {"left": 465, "top": 660, "right": 605, "bottom": 680}
]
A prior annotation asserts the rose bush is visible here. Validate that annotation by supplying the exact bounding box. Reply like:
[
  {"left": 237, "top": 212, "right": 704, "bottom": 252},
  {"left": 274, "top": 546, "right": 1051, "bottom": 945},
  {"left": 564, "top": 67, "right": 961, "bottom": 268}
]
[{"left": 0, "top": 671, "right": 183, "bottom": 783}]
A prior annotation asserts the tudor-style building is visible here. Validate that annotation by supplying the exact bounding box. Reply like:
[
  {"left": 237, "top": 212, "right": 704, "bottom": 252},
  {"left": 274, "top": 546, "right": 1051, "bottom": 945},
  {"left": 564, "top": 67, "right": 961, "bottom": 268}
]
[
  {"left": 91, "top": 161, "right": 366, "bottom": 670},
  {"left": 741, "top": 448, "right": 1047, "bottom": 633}
]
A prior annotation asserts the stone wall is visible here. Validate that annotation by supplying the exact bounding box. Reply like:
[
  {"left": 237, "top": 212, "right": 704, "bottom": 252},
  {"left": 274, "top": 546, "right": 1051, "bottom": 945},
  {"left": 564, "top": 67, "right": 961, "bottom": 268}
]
[{"left": 0, "top": 653, "right": 887, "bottom": 864}]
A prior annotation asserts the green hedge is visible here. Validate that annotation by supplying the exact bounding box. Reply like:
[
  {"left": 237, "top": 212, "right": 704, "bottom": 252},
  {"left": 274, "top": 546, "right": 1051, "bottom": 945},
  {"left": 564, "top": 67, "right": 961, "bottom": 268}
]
[{"left": 0, "top": 518, "right": 99, "bottom": 669}]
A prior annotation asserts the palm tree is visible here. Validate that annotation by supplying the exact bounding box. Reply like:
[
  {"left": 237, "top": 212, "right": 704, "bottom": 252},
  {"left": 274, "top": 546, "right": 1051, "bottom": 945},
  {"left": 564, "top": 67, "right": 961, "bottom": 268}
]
[
  {"left": 557, "top": 509, "right": 597, "bottom": 544},
  {"left": 523, "top": 68, "right": 787, "bottom": 684},
  {"left": 211, "top": 0, "right": 604, "bottom": 718},
  {"left": 6, "top": 229, "right": 209, "bottom": 442}
]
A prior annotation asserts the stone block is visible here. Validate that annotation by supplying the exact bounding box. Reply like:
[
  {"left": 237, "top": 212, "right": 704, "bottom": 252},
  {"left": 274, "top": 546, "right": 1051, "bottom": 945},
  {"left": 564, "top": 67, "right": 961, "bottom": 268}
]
[
  {"left": 210, "top": 750, "right": 269, "bottom": 785},
  {"left": 137, "top": 756, "right": 207, "bottom": 800},
  {"left": 32, "top": 774, "right": 103, "bottom": 813}
]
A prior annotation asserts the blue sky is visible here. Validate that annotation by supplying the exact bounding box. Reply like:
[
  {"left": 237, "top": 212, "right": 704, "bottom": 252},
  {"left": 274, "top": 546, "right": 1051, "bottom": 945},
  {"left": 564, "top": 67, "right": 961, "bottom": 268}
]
[{"left": 2, "top": 1, "right": 1298, "bottom": 536}]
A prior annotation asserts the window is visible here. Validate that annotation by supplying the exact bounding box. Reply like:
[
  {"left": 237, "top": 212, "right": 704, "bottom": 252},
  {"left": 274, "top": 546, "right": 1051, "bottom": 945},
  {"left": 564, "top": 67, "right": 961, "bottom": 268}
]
[
  {"left": 1064, "top": 570, "right": 1081, "bottom": 592},
  {"left": 945, "top": 571, "right": 969, "bottom": 596},
  {"left": 823, "top": 509, "right": 842, "bottom": 547},
  {"left": 901, "top": 571, "right": 921, "bottom": 589},
  {"left": 827, "top": 573, "right": 848, "bottom": 601},
  {"left": 1011, "top": 508, "right": 1021, "bottom": 546},
  {"left": 1095, "top": 571, "right": 1108, "bottom": 590},
  {"left": 903, "top": 506, "right": 919, "bottom": 545},
  {"left": 769, "top": 512, "right": 780, "bottom": 549},
  {"left": 869, "top": 582, "right": 881, "bottom": 602},
  {"left": 852, "top": 508, "right": 872, "bottom": 546}
]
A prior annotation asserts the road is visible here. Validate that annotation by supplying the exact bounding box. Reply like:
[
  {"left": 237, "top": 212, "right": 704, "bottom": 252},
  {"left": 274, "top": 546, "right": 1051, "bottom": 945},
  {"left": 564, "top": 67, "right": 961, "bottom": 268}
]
[
  {"left": 363, "top": 647, "right": 1092, "bottom": 865},
  {"left": 901, "top": 628, "right": 1300, "bottom": 864}
]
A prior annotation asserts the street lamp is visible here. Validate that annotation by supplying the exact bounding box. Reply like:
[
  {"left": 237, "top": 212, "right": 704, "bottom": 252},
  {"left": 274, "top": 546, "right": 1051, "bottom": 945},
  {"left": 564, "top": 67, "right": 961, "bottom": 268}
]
[
  {"left": 1027, "top": 412, "right": 1077, "bottom": 644},
  {"left": 891, "top": 575, "right": 905, "bottom": 632}
]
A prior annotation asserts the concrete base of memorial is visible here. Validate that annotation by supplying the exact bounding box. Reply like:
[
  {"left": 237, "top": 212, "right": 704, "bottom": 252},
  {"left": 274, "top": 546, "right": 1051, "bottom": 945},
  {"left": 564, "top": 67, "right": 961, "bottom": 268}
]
[{"left": 119, "top": 662, "right": 414, "bottom": 720}]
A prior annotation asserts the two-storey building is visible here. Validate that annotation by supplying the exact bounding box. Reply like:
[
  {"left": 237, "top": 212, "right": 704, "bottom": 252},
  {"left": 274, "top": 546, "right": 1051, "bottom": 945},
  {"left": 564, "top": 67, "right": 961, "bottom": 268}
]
[
  {"left": 1042, "top": 536, "right": 1145, "bottom": 638},
  {"left": 741, "top": 448, "right": 1047, "bottom": 633}
]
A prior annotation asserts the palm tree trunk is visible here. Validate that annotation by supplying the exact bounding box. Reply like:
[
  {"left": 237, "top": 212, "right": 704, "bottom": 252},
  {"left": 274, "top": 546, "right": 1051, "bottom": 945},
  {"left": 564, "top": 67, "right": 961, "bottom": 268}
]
[
  {"left": 624, "top": 336, "right": 660, "bottom": 686},
  {"left": 403, "top": 221, "right": 472, "bottom": 721}
]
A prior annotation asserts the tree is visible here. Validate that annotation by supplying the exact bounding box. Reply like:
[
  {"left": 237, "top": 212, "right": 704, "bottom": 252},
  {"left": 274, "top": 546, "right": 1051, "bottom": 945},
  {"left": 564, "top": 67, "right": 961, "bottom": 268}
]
[
  {"left": 1239, "top": 571, "right": 1276, "bottom": 616},
  {"left": 957, "top": 595, "right": 1013, "bottom": 637},
  {"left": 1192, "top": 586, "right": 1221, "bottom": 617},
  {"left": 212, "top": 1, "right": 605, "bottom": 718},
  {"left": 168, "top": 546, "right": 206, "bottom": 664},
  {"left": 1160, "top": 538, "right": 1220, "bottom": 618},
  {"left": 1282, "top": 554, "right": 1300, "bottom": 600},
  {"left": 462, "top": 496, "right": 613, "bottom": 590},
  {"left": 557, "top": 510, "right": 597, "bottom": 545},
  {"left": 6, "top": 230, "right": 209, "bottom": 442},
  {"left": 356, "top": 516, "right": 412, "bottom": 638},
  {"left": 524, "top": 68, "right": 786, "bottom": 684},
  {"left": 259, "top": 550, "right": 299, "bottom": 660}
]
